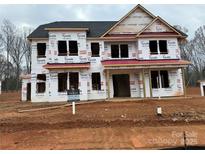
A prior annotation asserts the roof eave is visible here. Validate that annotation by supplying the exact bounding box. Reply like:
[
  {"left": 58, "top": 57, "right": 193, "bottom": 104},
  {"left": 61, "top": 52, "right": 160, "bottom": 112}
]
[
  {"left": 136, "top": 35, "right": 185, "bottom": 38},
  {"left": 44, "top": 28, "right": 89, "bottom": 31},
  {"left": 27, "top": 37, "right": 48, "bottom": 41}
]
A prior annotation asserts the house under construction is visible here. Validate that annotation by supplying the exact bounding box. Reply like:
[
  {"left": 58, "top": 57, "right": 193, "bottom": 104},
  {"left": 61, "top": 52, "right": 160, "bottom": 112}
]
[{"left": 21, "top": 4, "right": 190, "bottom": 102}]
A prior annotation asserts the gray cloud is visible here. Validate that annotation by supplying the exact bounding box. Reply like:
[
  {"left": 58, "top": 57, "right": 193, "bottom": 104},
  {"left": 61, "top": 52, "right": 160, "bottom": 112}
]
[{"left": 0, "top": 4, "right": 204, "bottom": 39}]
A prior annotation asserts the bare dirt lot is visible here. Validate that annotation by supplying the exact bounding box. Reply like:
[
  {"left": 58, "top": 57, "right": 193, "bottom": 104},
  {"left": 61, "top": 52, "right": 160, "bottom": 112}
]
[{"left": 0, "top": 87, "right": 205, "bottom": 149}]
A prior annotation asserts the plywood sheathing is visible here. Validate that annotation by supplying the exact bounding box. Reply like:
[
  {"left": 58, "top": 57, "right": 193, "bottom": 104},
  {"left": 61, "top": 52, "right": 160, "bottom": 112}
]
[
  {"left": 101, "top": 4, "right": 155, "bottom": 37},
  {"left": 136, "top": 16, "right": 183, "bottom": 38}
]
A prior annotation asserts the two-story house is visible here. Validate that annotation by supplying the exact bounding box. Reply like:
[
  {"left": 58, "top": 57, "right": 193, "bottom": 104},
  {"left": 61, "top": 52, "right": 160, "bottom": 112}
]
[{"left": 21, "top": 4, "right": 190, "bottom": 102}]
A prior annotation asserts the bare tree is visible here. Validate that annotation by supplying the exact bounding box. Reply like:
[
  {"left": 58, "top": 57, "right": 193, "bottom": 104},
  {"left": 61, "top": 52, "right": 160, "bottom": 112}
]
[
  {"left": 193, "top": 25, "right": 205, "bottom": 56},
  {"left": 0, "top": 54, "right": 7, "bottom": 80},
  {"left": 174, "top": 25, "right": 193, "bottom": 85},
  {"left": 0, "top": 19, "right": 16, "bottom": 91},
  {"left": 186, "top": 41, "right": 205, "bottom": 80},
  {"left": 175, "top": 25, "right": 205, "bottom": 85},
  {"left": 10, "top": 35, "right": 27, "bottom": 89},
  {"left": 0, "top": 19, "right": 32, "bottom": 90},
  {"left": 22, "top": 28, "right": 32, "bottom": 74},
  {"left": 174, "top": 25, "right": 189, "bottom": 60},
  {"left": 0, "top": 53, "right": 16, "bottom": 90},
  {"left": 188, "top": 26, "right": 205, "bottom": 81}
]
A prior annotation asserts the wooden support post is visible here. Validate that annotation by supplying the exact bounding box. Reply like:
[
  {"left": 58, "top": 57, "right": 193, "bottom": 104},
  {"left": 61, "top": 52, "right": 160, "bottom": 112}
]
[
  {"left": 142, "top": 69, "right": 146, "bottom": 98},
  {"left": 158, "top": 70, "right": 162, "bottom": 99},
  {"left": 106, "top": 70, "right": 110, "bottom": 99},
  {"left": 183, "top": 131, "right": 187, "bottom": 149},
  {"left": 148, "top": 70, "right": 153, "bottom": 98},
  {"left": 182, "top": 67, "right": 186, "bottom": 97}
]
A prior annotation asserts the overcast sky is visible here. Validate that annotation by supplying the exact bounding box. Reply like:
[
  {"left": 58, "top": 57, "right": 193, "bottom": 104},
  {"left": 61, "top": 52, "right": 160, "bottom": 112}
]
[{"left": 0, "top": 4, "right": 204, "bottom": 39}]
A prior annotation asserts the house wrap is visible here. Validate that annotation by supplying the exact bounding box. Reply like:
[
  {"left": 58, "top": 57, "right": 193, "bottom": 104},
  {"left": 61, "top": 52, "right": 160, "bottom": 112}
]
[{"left": 21, "top": 4, "right": 190, "bottom": 102}]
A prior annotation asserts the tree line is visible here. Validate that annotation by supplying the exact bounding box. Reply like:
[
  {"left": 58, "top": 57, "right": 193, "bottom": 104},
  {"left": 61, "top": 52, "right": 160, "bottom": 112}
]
[
  {"left": 0, "top": 19, "right": 31, "bottom": 91},
  {"left": 0, "top": 19, "right": 204, "bottom": 91},
  {"left": 176, "top": 25, "right": 205, "bottom": 86}
]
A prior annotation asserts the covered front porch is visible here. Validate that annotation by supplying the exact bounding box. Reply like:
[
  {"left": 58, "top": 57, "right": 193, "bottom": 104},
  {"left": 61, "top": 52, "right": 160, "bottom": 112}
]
[{"left": 102, "top": 59, "right": 190, "bottom": 99}]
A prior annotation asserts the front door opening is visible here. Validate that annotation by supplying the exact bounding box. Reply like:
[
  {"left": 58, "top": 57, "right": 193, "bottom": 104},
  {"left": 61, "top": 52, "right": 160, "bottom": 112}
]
[
  {"left": 26, "top": 83, "right": 31, "bottom": 101},
  {"left": 112, "top": 74, "right": 130, "bottom": 97}
]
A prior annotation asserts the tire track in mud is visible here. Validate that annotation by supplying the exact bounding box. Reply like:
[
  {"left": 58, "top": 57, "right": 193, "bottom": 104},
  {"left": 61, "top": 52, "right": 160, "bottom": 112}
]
[{"left": 1, "top": 119, "right": 205, "bottom": 133}]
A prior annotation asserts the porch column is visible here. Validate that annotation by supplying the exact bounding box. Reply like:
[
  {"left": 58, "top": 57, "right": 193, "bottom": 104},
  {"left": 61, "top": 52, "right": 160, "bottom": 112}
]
[
  {"left": 106, "top": 69, "right": 110, "bottom": 99},
  {"left": 142, "top": 69, "right": 146, "bottom": 98},
  {"left": 182, "top": 67, "right": 186, "bottom": 97},
  {"left": 148, "top": 70, "right": 153, "bottom": 98}
]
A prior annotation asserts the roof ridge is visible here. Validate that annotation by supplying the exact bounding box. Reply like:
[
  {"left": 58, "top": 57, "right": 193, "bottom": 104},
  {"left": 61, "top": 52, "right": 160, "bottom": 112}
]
[
  {"left": 38, "top": 21, "right": 118, "bottom": 27},
  {"left": 28, "top": 21, "right": 118, "bottom": 39},
  {"left": 48, "top": 21, "right": 117, "bottom": 23}
]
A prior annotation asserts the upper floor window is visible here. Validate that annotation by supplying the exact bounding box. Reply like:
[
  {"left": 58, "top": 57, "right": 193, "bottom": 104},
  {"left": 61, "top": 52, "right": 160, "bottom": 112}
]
[
  {"left": 159, "top": 40, "right": 168, "bottom": 54},
  {"left": 149, "top": 41, "right": 158, "bottom": 55},
  {"left": 111, "top": 44, "right": 129, "bottom": 58},
  {"left": 120, "top": 44, "right": 129, "bottom": 58},
  {"left": 69, "top": 41, "right": 78, "bottom": 56},
  {"left": 37, "top": 43, "right": 46, "bottom": 58},
  {"left": 149, "top": 40, "right": 168, "bottom": 55},
  {"left": 111, "top": 45, "right": 119, "bottom": 58},
  {"left": 91, "top": 42, "right": 100, "bottom": 57},
  {"left": 58, "top": 41, "right": 67, "bottom": 56}
]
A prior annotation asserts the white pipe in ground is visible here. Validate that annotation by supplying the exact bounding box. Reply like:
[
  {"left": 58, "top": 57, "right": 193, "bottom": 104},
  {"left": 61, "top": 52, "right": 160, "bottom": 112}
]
[{"left": 72, "top": 101, "right": 75, "bottom": 115}]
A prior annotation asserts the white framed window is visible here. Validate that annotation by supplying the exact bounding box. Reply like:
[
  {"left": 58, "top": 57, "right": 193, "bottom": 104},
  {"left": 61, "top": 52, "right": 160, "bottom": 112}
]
[
  {"left": 37, "top": 43, "right": 46, "bottom": 58},
  {"left": 111, "top": 44, "right": 129, "bottom": 58},
  {"left": 151, "top": 70, "right": 169, "bottom": 89},
  {"left": 91, "top": 42, "right": 100, "bottom": 57},
  {"left": 149, "top": 40, "right": 168, "bottom": 55}
]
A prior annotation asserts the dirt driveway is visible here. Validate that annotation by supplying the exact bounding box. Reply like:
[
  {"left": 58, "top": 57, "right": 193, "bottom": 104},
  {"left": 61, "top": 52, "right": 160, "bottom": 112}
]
[{"left": 0, "top": 88, "right": 205, "bottom": 149}]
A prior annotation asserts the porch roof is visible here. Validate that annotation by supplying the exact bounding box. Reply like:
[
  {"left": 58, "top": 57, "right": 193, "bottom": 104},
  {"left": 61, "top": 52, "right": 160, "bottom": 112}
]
[
  {"left": 101, "top": 59, "right": 191, "bottom": 69},
  {"left": 43, "top": 62, "right": 90, "bottom": 69}
]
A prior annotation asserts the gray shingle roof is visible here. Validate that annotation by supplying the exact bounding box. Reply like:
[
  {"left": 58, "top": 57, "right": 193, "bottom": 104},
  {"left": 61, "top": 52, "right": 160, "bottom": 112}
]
[
  {"left": 172, "top": 27, "right": 188, "bottom": 37},
  {"left": 28, "top": 21, "right": 187, "bottom": 39},
  {"left": 28, "top": 21, "right": 118, "bottom": 39}
]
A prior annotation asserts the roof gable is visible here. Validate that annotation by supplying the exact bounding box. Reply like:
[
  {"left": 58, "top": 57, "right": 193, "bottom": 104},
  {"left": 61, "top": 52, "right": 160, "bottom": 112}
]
[
  {"left": 101, "top": 4, "right": 155, "bottom": 37},
  {"left": 28, "top": 5, "right": 187, "bottom": 40},
  {"left": 137, "top": 16, "right": 183, "bottom": 37}
]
